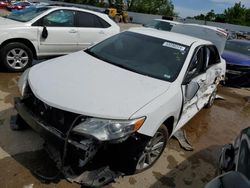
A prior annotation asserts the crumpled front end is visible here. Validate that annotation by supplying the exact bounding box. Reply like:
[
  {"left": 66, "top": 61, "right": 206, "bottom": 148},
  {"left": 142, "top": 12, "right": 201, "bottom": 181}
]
[{"left": 14, "top": 86, "right": 150, "bottom": 187}]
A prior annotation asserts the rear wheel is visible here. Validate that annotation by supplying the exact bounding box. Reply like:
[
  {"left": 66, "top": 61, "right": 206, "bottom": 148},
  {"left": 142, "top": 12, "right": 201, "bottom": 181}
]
[
  {"left": 135, "top": 124, "right": 169, "bottom": 172},
  {"left": 0, "top": 42, "right": 33, "bottom": 72}
]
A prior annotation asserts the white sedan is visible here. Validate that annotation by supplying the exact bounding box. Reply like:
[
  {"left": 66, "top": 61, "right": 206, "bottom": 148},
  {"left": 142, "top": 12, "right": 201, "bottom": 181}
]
[
  {"left": 14, "top": 27, "right": 226, "bottom": 186},
  {"left": 0, "top": 6, "right": 120, "bottom": 71}
]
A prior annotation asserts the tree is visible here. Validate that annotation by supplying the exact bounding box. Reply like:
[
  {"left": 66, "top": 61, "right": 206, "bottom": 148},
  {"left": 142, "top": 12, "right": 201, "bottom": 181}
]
[
  {"left": 206, "top": 9, "right": 216, "bottom": 21},
  {"left": 193, "top": 2, "right": 250, "bottom": 26},
  {"left": 224, "top": 2, "right": 246, "bottom": 25},
  {"left": 129, "top": 0, "right": 176, "bottom": 16}
]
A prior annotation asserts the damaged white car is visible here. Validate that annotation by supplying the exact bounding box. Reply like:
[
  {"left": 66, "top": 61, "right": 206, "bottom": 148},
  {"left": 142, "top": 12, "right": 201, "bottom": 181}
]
[{"left": 12, "top": 27, "right": 226, "bottom": 187}]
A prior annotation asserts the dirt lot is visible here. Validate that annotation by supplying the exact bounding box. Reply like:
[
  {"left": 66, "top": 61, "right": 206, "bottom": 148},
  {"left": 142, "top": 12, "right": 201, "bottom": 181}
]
[{"left": 0, "top": 8, "right": 250, "bottom": 188}]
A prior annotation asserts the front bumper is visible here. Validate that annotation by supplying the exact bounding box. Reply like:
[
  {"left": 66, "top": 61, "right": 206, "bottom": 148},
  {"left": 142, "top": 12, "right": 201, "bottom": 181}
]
[
  {"left": 14, "top": 97, "right": 150, "bottom": 186},
  {"left": 14, "top": 97, "right": 93, "bottom": 151},
  {"left": 226, "top": 64, "right": 250, "bottom": 86}
]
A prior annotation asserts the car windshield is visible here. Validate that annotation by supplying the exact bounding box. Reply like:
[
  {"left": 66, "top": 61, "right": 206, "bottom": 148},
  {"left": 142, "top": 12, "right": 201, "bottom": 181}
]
[
  {"left": 225, "top": 40, "right": 250, "bottom": 57},
  {"left": 85, "top": 31, "right": 190, "bottom": 82},
  {"left": 5, "top": 6, "right": 49, "bottom": 22},
  {"left": 144, "top": 20, "right": 174, "bottom": 31}
]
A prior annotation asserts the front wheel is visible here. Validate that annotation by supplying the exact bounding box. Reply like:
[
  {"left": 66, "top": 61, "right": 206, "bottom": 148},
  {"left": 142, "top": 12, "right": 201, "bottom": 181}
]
[
  {"left": 0, "top": 42, "right": 33, "bottom": 72},
  {"left": 135, "top": 124, "right": 169, "bottom": 172}
]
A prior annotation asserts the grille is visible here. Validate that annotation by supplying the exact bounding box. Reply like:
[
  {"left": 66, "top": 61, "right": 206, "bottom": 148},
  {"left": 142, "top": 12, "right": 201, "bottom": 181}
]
[{"left": 23, "top": 88, "right": 82, "bottom": 135}]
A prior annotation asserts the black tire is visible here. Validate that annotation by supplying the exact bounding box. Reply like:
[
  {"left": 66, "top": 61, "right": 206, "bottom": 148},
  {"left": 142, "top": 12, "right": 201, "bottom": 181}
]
[
  {"left": 0, "top": 42, "right": 33, "bottom": 72},
  {"left": 123, "top": 16, "right": 129, "bottom": 23},
  {"left": 205, "top": 89, "right": 217, "bottom": 108},
  {"left": 114, "top": 15, "right": 120, "bottom": 23},
  {"left": 135, "top": 124, "right": 169, "bottom": 173}
]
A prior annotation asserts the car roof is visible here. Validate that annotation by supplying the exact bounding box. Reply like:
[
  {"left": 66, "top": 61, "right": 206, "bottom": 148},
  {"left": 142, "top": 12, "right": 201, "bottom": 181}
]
[
  {"left": 47, "top": 5, "right": 104, "bottom": 15},
  {"left": 154, "top": 19, "right": 181, "bottom": 25},
  {"left": 128, "top": 27, "right": 210, "bottom": 46}
]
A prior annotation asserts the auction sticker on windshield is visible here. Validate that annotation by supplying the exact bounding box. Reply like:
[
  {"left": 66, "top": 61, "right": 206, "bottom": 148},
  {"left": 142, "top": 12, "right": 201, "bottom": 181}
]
[{"left": 163, "top": 41, "right": 186, "bottom": 51}]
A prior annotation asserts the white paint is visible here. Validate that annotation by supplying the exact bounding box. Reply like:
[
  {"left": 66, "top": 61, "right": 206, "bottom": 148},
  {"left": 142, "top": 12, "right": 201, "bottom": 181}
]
[{"left": 0, "top": 6, "right": 120, "bottom": 57}]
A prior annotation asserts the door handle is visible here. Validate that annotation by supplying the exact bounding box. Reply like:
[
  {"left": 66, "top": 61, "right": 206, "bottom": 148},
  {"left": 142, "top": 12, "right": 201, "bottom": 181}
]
[
  {"left": 99, "top": 30, "right": 105, "bottom": 34},
  {"left": 69, "top": 29, "right": 77, "bottom": 33}
]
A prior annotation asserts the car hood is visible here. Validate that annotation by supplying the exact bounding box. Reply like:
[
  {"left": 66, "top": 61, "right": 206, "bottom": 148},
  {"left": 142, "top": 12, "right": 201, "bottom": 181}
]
[
  {"left": 28, "top": 51, "right": 171, "bottom": 119},
  {"left": 222, "top": 50, "right": 250, "bottom": 66}
]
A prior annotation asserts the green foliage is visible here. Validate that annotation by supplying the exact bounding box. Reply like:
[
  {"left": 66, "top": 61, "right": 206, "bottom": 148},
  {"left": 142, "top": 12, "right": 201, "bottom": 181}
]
[
  {"left": 129, "top": 0, "right": 175, "bottom": 16},
  {"left": 193, "top": 2, "right": 250, "bottom": 26},
  {"left": 62, "top": 0, "right": 176, "bottom": 16}
]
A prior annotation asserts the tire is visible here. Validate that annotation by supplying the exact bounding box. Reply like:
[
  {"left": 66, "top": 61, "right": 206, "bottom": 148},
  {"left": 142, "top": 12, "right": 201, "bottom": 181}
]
[
  {"left": 114, "top": 15, "right": 120, "bottom": 23},
  {"left": 10, "top": 114, "right": 29, "bottom": 131},
  {"left": 0, "top": 42, "right": 33, "bottom": 72},
  {"left": 123, "top": 16, "right": 129, "bottom": 23},
  {"left": 205, "top": 89, "right": 217, "bottom": 108},
  {"left": 135, "top": 124, "right": 169, "bottom": 173}
]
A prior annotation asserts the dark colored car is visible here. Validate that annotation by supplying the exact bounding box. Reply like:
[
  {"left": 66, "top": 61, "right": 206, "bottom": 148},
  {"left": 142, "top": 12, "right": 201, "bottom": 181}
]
[
  {"left": 222, "top": 39, "right": 250, "bottom": 86},
  {"left": 205, "top": 127, "right": 250, "bottom": 188},
  {"left": 7, "top": 1, "right": 31, "bottom": 10},
  {"left": 0, "top": 0, "right": 11, "bottom": 8}
]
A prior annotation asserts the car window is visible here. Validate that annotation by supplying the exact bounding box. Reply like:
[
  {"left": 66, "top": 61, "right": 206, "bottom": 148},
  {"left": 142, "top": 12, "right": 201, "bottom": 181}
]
[
  {"left": 23, "top": 2, "right": 30, "bottom": 6},
  {"left": 5, "top": 6, "right": 49, "bottom": 22},
  {"left": 144, "top": 20, "right": 173, "bottom": 31},
  {"left": 206, "top": 45, "right": 220, "bottom": 68},
  {"left": 76, "top": 11, "right": 110, "bottom": 28},
  {"left": 185, "top": 47, "right": 206, "bottom": 80},
  {"left": 225, "top": 41, "right": 250, "bottom": 57},
  {"left": 85, "top": 31, "right": 190, "bottom": 82},
  {"left": 43, "top": 10, "right": 75, "bottom": 27}
]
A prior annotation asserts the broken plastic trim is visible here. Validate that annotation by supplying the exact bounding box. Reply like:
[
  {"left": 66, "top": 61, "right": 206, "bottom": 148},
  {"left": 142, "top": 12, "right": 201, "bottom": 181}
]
[{"left": 34, "top": 115, "right": 85, "bottom": 181}]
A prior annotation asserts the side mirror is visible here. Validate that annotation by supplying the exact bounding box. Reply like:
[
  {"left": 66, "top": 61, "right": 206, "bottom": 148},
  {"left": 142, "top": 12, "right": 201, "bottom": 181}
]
[
  {"left": 41, "top": 26, "right": 48, "bottom": 39},
  {"left": 185, "top": 81, "right": 199, "bottom": 101}
]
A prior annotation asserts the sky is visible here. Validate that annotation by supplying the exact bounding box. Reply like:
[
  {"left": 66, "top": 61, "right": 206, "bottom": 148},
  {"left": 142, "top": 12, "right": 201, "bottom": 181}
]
[{"left": 172, "top": 0, "right": 250, "bottom": 18}]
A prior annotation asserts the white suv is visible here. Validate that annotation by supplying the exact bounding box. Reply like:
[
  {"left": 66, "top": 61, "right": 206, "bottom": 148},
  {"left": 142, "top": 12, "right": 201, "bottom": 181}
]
[
  {"left": 13, "top": 27, "right": 226, "bottom": 186},
  {"left": 0, "top": 6, "right": 120, "bottom": 72}
]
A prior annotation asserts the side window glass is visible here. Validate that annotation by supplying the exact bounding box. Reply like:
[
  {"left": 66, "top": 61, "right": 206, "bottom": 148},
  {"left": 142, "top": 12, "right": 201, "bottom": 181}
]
[
  {"left": 43, "top": 10, "right": 74, "bottom": 27},
  {"left": 77, "top": 11, "right": 110, "bottom": 28},
  {"left": 185, "top": 47, "right": 205, "bottom": 82},
  {"left": 206, "top": 46, "right": 221, "bottom": 68}
]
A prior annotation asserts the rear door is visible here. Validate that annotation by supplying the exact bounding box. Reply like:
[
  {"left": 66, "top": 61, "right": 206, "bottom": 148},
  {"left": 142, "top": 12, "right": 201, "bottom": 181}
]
[
  {"left": 76, "top": 11, "right": 112, "bottom": 50},
  {"left": 37, "top": 9, "right": 78, "bottom": 56}
]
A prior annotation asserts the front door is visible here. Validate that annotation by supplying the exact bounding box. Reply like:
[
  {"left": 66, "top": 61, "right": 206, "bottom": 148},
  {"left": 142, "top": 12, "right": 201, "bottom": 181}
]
[
  {"left": 176, "top": 46, "right": 208, "bottom": 130},
  {"left": 37, "top": 9, "right": 78, "bottom": 56},
  {"left": 176, "top": 45, "right": 223, "bottom": 130}
]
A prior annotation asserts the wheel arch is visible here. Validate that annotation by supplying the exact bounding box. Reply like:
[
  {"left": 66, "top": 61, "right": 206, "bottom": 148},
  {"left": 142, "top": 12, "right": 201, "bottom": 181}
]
[
  {"left": 0, "top": 38, "right": 37, "bottom": 59},
  {"left": 162, "top": 116, "right": 175, "bottom": 136}
]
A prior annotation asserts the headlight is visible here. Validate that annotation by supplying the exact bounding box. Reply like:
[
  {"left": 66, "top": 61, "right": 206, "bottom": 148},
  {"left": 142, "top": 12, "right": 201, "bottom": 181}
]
[
  {"left": 72, "top": 117, "right": 145, "bottom": 141},
  {"left": 17, "top": 68, "right": 30, "bottom": 97}
]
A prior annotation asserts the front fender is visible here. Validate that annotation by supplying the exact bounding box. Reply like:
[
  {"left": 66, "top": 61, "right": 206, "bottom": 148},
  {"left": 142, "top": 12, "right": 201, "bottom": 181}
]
[
  {"left": 0, "top": 27, "right": 38, "bottom": 53},
  {"left": 131, "top": 83, "right": 183, "bottom": 137}
]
